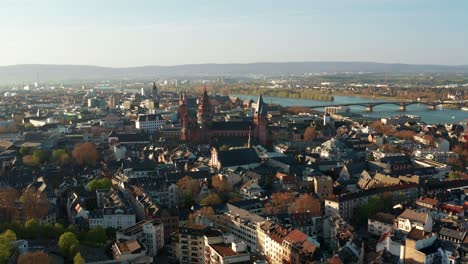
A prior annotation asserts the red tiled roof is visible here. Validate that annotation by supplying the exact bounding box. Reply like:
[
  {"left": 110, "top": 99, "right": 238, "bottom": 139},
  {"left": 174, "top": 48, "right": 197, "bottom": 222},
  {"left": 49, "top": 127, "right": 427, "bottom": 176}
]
[
  {"left": 440, "top": 204, "right": 463, "bottom": 214},
  {"left": 211, "top": 243, "right": 238, "bottom": 257},
  {"left": 284, "top": 229, "right": 307, "bottom": 245}
]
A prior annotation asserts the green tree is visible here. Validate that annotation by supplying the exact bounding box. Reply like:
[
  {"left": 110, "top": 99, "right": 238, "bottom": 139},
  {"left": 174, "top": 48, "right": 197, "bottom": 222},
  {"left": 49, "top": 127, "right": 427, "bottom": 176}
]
[
  {"left": 19, "top": 146, "right": 30, "bottom": 156},
  {"left": 25, "top": 219, "right": 40, "bottom": 239},
  {"left": 53, "top": 223, "right": 65, "bottom": 238},
  {"left": 52, "top": 149, "right": 71, "bottom": 165},
  {"left": 86, "top": 178, "right": 112, "bottom": 191},
  {"left": 85, "top": 226, "right": 107, "bottom": 246},
  {"left": 32, "top": 149, "right": 48, "bottom": 164},
  {"left": 0, "top": 230, "right": 17, "bottom": 263},
  {"left": 354, "top": 194, "right": 393, "bottom": 227},
  {"left": 73, "top": 253, "right": 85, "bottom": 264},
  {"left": 448, "top": 171, "right": 462, "bottom": 181},
  {"left": 58, "top": 232, "right": 79, "bottom": 258},
  {"left": 66, "top": 225, "right": 78, "bottom": 234}
]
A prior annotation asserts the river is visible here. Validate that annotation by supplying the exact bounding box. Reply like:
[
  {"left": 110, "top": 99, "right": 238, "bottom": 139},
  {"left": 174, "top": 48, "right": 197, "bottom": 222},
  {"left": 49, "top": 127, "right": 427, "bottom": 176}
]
[{"left": 233, "top": 95, "right": 467, "bottom": 124}]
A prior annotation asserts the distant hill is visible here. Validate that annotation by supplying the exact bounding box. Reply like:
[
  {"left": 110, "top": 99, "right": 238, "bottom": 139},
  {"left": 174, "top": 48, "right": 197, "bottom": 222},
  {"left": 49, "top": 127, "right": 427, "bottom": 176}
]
[{"left": 1, "top": 62, "right": 467, "bottom": 83}]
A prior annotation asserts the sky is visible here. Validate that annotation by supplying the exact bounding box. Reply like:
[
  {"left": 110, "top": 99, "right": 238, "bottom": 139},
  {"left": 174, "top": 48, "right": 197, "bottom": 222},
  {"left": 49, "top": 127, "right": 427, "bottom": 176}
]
[{"left": 1, "top": 0, "right": 467, "bottom": 67}]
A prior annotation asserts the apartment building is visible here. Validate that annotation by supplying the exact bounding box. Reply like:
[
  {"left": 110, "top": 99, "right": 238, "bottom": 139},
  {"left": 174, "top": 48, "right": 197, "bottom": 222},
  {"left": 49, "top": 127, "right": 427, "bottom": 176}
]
[
  {"left": 214, "top": 204, "right": 265, "bottom": 253},
  {"left": 116, "top": 219, "right": 164, "bottom": 257},
  {"left": 325, "top": 183, "right": 420, "bottom": 221},
  {"left": 171, "top": 223, "right": 223, "bottom": 264}
]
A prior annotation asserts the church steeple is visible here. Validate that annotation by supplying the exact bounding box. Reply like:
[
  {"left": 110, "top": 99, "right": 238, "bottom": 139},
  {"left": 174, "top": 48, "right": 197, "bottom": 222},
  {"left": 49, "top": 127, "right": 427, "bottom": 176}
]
[
  {"left": 255, "top": 94, "right": 268, "bottom": 117},
  {"left": 152, "top": 81, "right": 159, "bottom": 109},
  {"left": 254, "top": 94, "right": 268, "bottom": 146},
  {"left": 197, "top": 86, "right": 212, "bottom": 128}
]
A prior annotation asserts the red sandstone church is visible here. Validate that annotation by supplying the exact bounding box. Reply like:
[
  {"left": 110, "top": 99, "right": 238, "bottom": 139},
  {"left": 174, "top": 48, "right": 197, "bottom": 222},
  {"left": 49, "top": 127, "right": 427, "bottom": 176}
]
[{"left": 178, "top": 88, "right": 268, "bottom": 145}]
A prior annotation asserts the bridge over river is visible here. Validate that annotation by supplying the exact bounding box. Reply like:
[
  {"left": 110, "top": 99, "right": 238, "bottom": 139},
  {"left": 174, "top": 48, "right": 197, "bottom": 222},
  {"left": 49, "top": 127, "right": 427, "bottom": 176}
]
[{"left": 309, "top": 100, "right": 467, "bottom": 112}]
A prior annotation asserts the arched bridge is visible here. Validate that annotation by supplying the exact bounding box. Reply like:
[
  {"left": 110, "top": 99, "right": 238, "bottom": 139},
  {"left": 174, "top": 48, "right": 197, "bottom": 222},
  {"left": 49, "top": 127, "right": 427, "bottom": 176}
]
[{"left": 310, "top": 100, "right": 467, "bottom": 112}]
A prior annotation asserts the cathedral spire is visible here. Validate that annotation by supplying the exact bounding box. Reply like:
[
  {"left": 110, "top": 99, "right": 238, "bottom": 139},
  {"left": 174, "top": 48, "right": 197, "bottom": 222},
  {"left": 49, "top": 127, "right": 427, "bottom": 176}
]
[{"left": 255, "top": 94, "right": 268, "bottom": 117}]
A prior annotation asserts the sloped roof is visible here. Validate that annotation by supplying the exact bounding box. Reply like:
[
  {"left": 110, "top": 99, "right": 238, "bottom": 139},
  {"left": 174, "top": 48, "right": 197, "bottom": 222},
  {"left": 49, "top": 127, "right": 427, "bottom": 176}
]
[
  {"left": 398, "top": 209, "right": 429, "bottom": 224},
  {"left": 217, "top": 148, "right": 260, "bottom": 167},
  {"left": 370, "top": 212, "right": 396, "bottom": 225}
]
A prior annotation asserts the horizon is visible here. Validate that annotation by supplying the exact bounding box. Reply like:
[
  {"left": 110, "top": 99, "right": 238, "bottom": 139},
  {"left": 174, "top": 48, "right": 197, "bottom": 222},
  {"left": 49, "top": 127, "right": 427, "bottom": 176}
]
[
  {"left": 1, "top": 0, "right": 467, "bottom": 67},
  {"left": 2, "top": 60, "right": 468, "bottom": 68}
]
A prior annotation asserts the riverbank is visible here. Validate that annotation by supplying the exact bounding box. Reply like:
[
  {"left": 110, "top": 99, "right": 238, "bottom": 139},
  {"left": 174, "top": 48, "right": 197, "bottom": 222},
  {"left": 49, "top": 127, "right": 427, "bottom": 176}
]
[{"left": 228, "top": 88, "right": 334, "bottom": 101}]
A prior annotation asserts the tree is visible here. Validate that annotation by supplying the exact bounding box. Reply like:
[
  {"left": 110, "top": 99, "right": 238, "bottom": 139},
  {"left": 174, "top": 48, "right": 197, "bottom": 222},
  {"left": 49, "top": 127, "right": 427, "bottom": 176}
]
[
  {"left": 58, "top": 232, "right": 79, "bottom": 258},
  {"left": 19, "top": 146, "right": 30, "bottom": 156},
  {"left": 0, "top": 189, "right": 18, "bottom": 222},
  {"left": 370, "top": 121, "right": 395, "bottom": 135},
  {"left": 18, "top": 251, "right": 50, "bottom": 264},
  {"left": 25, "top": 219, "right": 40, "bottom": 239},
  {"left": 20, "top": 189, "right": 50, "bottom": 221},
  {"left": 52, "top": 149, "right": 71, "bottom": 165},
  {"left": 85, "top": 226, "right": 107, "bottom": 246},
  {"left": 32, "top": 149, "right": 48, "bottom": 164},
  {"left": 289, "top": 193, "right": 321, "bottom": 215},
  {"left": 0, "top": 230, "right": 16, "bottom": 263},
  {"left": 448, "top": 171, "right": 462, "bottom": 181},
  {"left": 303, "top": 127, "right": 316, "bottom": 141},
  {"left": 86, "top": 178, "right": 112, "bottom": 191},
  {"left": 73, "top": 253, "right": 85, "bottom": 264},
  {"left": 395, "top": 130, "right": 416, "bottom": 141},
  {"left": 211, "top": 175, "right": 231, "bottom": 193},
  {"left": 265, "top": 192, "right": 296, "bottom": 214},
  {"left": 72, "top": 142, "right": 98, "bottom": 166},
  {"left": 22, "top": 155, "right": 39, "bottom": 167},
  {"left": 188, "top": 206, "right": 215, "bottom": 223},
  {"left": 177, "top": 176, "right": 200, "bottom": 195},
  {"left": 354, "top": 194, "right": 393, "bottom": 227},
  {"left": 200, "top": 193, "right": 223, "bottom": 206}
]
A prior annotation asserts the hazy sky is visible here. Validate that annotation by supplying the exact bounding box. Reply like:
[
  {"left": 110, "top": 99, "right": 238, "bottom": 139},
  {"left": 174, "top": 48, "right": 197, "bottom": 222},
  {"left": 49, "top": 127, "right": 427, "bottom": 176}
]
[{"left": 1, "top": 0, "right": 467, "bottom": 67}]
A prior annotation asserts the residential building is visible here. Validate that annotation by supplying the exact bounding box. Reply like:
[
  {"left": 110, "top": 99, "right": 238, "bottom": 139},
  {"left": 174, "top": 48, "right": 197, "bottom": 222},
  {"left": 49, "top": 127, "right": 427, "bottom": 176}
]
[
  {"left": 214, "top": 204, "right": 265, "bottom": 252},
  {"left": 368, "top": 212, "right": 395, "bottom": 236},
  {"left": 313, "top": 176, "right": 333, "bottom": 201},
  {"left": 395, "top": 209, "right": 433, "bottom": 233},
  {"left": 116, "top": 219, "right": 164, "bottom": 257},
  {"left": 135, "top": 114, "right": 165, "bottom": 133},
  {"left": 171, "top": 223, "right": 223, "bottom": 264}
]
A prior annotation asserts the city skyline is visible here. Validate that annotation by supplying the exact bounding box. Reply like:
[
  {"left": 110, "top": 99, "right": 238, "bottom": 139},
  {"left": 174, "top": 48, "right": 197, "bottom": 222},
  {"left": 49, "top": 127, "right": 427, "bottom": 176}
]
[{"left": 1, "top": 0, "right": 467, "bottom": 67}]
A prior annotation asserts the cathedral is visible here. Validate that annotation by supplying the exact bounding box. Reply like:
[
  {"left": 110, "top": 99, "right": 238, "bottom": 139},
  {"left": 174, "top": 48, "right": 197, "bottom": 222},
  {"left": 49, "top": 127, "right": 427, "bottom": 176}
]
[{"left": 178, "top": 88, "right": 268, "bottom": 145}]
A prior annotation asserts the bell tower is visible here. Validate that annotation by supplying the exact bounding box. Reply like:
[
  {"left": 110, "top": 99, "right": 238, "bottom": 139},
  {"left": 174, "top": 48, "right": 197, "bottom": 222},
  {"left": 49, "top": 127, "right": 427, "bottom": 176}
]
[
  {"left": 152, "top": 82, "right": 159, "bottom": 109},
  {"left": 197, "top": 87, "right": 212, "bottom": 128},
  {"left": 254, "top": 95, "right": 268, "bottom": 145},
  {"left": 178, "top": 92, "right": 189, "bottom": 141}
]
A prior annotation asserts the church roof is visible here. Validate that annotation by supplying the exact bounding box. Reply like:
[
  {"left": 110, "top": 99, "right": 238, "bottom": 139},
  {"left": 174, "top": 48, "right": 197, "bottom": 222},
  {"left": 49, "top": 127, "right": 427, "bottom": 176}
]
[
  {"left": 255, "top": 95, "right": 268, "bottom": 117},
  {"left": 210, "top": 121, "right": 251, "bottom": 130},
  {"left": 217, "top": 148, "right": 261, "bottom": 168}
]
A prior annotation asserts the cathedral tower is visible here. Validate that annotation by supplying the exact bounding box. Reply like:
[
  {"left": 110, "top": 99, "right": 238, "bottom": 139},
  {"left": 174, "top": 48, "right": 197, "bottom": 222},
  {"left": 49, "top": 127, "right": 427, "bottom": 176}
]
[
  {"left": 197, "top": 87, "right": 212, "bottom": 128},
  {"left": 254, "top": 95, "right": 268, "bottom": 145}
]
